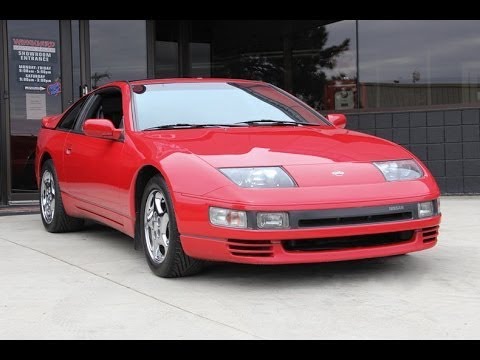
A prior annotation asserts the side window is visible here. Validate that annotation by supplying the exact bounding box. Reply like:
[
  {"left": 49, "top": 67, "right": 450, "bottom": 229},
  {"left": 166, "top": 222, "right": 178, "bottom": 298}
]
[
  {"left": 57, "top": 96, "right": 88, "bottom": 130},
  {"left": 101, "top": 93, "right": 124, "bottom": 129},
  {"left": 75, "top": 88, "right": 124, "bottom": 132}
]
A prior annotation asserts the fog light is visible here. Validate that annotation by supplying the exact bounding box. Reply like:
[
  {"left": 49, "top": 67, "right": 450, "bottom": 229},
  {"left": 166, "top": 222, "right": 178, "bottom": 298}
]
[
  {"left": 257, "top": 212, "right": 289, "bottom": 229},
  {"left": 209, "top": 207, "right": 247, "bottom": 228},
  {"left": 418, "top": 201, "right": 434, "bottom": 218}
]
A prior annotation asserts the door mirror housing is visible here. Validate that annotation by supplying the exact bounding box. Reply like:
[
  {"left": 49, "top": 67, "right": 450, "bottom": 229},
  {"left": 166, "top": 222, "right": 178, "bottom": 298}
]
[
  {"left": 83, "top": 119, "right": 122, "bottom": 140},
  {"left": 327, "top": 113, "right": 347, "bottom": 129},
  {"left": 41, "top": 115, "right": 62, "bottom": 129}
]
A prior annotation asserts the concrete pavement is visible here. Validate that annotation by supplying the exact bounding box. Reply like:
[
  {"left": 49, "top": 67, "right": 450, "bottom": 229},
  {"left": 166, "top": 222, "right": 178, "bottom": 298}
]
[{"left": 0, "top": 196, "right": 479, "bottom": 339}]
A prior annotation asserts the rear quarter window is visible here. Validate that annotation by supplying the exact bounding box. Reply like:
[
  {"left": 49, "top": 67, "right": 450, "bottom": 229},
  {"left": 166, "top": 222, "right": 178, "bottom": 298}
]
[{"left": 57, "top": 97, "right": 88, "bottom": 130}]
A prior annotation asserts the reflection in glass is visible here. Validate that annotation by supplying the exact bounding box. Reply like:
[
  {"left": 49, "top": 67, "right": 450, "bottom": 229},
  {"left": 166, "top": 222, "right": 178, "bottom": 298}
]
[
  {"left": 190, "top": 43, "right": 211, "bottom": 77},
  {"left": 291, "top": 21, "right": 356, "bottom": 110},
  {"left": 156, "top": 41, "right": 179, "bottom": 77},
  {"left": 155, "top": 21, "right": 179, "bottom": 78},
  {"left": 358, "top": 20, "right": 480, "bottom": 109},
  {"left": 89, "top": 20, "right": 147, "bottom": 88},
  {"left": 189, "top": 21, "right": 211, "bottom": 77},
  {"left": 186, "top": 20, "right": 356, "bottom": 111}
]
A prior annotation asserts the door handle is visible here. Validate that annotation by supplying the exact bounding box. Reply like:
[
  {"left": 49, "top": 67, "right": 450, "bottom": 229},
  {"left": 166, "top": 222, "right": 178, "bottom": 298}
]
[{"left": 65, "top": 145, "right": 72, "bottom": 155}]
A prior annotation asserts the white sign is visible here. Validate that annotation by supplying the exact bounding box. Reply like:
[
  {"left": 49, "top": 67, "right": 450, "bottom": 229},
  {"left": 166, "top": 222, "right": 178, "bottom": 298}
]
[
  {"left": 24, "top": 86, "right": 46, "bottom": 91},
  {"left": 26, "top": 93, "right": 46, "bottom": 120}
]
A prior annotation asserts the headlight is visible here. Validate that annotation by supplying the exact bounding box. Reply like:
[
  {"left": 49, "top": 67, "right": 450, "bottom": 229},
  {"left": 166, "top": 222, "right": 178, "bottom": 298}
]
[
  {"left": 209, "top": 207, "right": 247, "bottom": 228},
  {"left": 219, "top": 167, "right": 296, "bottom": 188},
  {"left": 373, "top": 160, "right": 424, "bottom": 181}
]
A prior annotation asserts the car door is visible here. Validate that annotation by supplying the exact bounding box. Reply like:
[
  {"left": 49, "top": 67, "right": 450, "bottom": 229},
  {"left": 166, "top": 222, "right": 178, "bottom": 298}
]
[
  {"left": 36, "top": 97, "right": 88, "bottom": 198},
  {"left": 62, "top": 86, "right": 128, "bottom": 221}
]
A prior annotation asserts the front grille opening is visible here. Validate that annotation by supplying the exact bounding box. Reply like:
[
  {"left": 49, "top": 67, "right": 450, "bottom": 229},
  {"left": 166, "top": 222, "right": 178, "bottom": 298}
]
[
  {"left": 298, "top": 212, "right": 413, "bottom": 228},
  {"left": 282, "top": 230, "right": 415, "bottom": 252},
  {"left": 228, "top": 239, "right": 274, "bottom": 257}
]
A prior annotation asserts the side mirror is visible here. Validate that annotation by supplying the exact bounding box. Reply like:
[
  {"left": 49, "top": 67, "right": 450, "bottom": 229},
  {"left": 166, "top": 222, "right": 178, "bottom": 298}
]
[
  {"left": 327, "top": 113, "right": 347, "bottom": 129},
  {"left": 41, "top": 115, "right": 62, "bottom": 129},
  {"left": 83, "top": 119, "right": 122, "bottom": 140}
]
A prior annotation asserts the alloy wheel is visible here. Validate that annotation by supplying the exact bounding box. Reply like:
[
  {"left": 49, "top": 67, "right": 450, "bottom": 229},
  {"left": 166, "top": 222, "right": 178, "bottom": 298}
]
[
  {"left": 40, "top": 170, "right": 56, "bottom": 224},
  {"left": 144, "top": 190, "right": 170, "bottom": 264}
]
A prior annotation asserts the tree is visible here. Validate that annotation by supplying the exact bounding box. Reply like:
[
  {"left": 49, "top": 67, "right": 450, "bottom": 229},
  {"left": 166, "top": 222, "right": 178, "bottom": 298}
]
[
  {"left": 292, "top": 25, "right": 350, "bottom": 109},
  {"left": 218, "top": 21, "right": 351, "bottom": 109}
]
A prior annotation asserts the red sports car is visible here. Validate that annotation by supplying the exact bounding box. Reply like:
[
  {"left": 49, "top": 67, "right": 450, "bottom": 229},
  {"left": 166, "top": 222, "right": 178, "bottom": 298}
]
[{"left": 35, "top": 78, "right": 441, "bottom": 278}]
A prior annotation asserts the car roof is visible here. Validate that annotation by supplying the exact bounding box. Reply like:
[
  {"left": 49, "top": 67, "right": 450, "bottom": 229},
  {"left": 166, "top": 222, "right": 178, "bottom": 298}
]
[{"left": 129, "top": 78, "right": 265, "bottom": 86}]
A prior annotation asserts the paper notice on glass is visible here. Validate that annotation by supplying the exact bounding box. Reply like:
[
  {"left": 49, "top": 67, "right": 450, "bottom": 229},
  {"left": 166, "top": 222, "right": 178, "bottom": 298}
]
[{"left": 26, "top": 93, "right": 46, "bottom": 120}]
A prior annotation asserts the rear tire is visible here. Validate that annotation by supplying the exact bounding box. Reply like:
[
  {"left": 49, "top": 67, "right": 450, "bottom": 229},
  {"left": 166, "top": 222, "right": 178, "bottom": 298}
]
[
  {"left": 140, "top": 175, "right": 204, "bottom": 278},
  {"left": 40, "top": 159, "right": 84, "bottom": 233}
]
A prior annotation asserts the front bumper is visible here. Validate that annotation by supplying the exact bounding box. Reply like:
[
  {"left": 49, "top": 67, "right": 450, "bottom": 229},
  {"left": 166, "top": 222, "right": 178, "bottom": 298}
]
[
  {"left": 174, "top": 190, "right": 441, "bottom": 264},
  {"left": 180, "top": 215, "right": 440, "bottom": 264}
]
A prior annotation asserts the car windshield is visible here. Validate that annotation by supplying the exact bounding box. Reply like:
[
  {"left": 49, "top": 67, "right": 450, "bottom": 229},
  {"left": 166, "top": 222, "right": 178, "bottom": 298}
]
[{"left": 132, "top": 82, "right": 330, "bottom": 130}]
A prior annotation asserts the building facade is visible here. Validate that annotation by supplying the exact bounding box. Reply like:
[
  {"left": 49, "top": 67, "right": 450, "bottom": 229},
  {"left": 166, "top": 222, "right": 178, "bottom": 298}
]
[{"left": 1, "top": 20, "right": 479, "bottom": 205}]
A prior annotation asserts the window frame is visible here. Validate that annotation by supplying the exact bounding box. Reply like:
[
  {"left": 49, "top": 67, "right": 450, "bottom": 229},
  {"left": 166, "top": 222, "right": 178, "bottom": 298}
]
[
  {"left": 56, "top": 95, "right": 89, "bottom": 132},
  {"left": 72, "top": 86, "right": 123, "bottom": 134}
]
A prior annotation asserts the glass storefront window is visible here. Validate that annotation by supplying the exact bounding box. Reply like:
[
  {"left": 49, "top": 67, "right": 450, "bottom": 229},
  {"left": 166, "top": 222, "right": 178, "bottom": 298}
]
[
  {"left": 189, "top": 21, "right": 211, "bottom": 77},
  {"left": 89, "top": 20, "right": 147, "bottom": 88},
  {"left": 186, "top": 20, "right": 356, "bottom": 111},
  {"left": 358, "top": 20, "right": 480, "bottom": 110},
  {"left": 155, "top": 21, "right": 180, "bottom": 78},
  {"left": 291, "top": 20, "right": 357, "bottom": 111}
]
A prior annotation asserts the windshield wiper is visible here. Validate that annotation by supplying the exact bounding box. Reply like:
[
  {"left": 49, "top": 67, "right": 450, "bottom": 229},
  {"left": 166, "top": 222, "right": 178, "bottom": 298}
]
[
  {"left": 143, "top": 123, "right": 243, "bottom": 131},
  {"left": 235, "top": 119, "right": 313, "bottom": 126}
]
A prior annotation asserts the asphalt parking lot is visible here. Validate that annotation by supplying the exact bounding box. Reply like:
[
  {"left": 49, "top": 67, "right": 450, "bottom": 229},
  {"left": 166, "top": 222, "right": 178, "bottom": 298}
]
[{"left": 0, "top": 197, "right": 479, "bottom": 339}]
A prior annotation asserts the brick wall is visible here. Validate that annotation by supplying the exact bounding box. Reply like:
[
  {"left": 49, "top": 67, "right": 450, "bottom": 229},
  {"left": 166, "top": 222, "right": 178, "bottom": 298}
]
[{"left": 346, "top": 109, "right": 480, "bottom": 194}]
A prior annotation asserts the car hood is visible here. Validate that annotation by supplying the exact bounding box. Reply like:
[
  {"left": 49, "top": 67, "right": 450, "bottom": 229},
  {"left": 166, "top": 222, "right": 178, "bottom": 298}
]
[{"left": 139, "top": 127, "right": 416, "bottom": 187}]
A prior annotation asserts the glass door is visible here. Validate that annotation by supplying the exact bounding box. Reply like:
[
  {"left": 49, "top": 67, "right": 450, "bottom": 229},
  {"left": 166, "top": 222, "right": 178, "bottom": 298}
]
[
  {"left": 0, "top": 22, "right": 5, "bottom": 205},
  {"left": 6, "top": 20, "right": 63, "bottom": 201},
  {"left": 2, "top": 20, "right": 149, "bottom": 203}
]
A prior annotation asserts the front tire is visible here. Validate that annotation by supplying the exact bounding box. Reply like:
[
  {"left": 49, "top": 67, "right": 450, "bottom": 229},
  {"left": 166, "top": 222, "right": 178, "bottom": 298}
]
[
  {"left": 40, "top": 159, "right": 84, "bottom": 232},
  {"left": 140, "top": 175, "right": 204, "bottom": 278}
]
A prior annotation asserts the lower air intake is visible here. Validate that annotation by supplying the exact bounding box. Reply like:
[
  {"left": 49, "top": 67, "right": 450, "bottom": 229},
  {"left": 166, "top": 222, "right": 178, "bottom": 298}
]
[
  {"left": 227, "top": 239, "right": 273, "bottom": 257},
  {"left": 282, "top": 230, "right": 415, "bottom": 252},
  {"left": 422, "top": 226, "right": 439, "bottom": 243}
]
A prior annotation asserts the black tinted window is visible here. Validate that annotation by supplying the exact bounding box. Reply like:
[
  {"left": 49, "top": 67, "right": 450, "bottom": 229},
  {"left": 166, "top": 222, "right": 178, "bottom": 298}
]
[
  {"left": 77, "top": 89, "right": 123, "bottom": 132},
  {"left": 58, "top": 97, "right": 87, "bottom": 130}
]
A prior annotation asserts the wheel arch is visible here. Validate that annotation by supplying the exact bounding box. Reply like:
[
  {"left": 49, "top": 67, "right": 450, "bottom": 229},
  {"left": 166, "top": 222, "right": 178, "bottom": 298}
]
[
  {"left": 132, "top": 164, "right": 168, "bottom": 249},
  {"left": 36, "top": 152, "right": 53, "bottom": 188}
]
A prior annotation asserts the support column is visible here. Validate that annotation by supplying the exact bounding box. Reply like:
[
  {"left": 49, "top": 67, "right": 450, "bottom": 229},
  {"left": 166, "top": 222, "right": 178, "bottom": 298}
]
[
  {"left": 0, "top": 20, "right": 9, "bottom": 205},
  {"left": 283, "top": 20, "right": 293, "bottom": 93}
]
